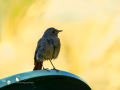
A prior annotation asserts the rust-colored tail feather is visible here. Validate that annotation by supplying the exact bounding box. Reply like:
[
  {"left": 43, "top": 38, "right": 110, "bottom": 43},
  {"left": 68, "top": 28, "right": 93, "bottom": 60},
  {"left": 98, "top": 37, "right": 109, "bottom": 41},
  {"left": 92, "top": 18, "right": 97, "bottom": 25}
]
[{"left": 33, "top": 61, "right": 43, "bottom": 70}]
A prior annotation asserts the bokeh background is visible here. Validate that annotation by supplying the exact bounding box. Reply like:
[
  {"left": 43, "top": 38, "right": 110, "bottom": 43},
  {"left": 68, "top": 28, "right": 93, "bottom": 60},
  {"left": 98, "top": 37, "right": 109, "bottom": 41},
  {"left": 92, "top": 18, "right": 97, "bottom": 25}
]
[{"left": 0, "top": 0, "right": 120, "bottom": 89}]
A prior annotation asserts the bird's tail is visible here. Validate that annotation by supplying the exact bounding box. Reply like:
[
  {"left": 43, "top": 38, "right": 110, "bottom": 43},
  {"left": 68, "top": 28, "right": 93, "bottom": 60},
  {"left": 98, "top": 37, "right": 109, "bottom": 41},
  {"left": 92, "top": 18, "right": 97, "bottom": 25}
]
[{"left": 33, "top": 61, "right": 43, "bottom": 70}]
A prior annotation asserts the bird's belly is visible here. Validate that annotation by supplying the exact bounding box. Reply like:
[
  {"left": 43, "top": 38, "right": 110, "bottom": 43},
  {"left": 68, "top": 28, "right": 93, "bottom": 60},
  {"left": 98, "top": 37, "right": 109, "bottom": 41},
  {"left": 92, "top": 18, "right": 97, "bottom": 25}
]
[{"left": 36, "top": 46, "right": 54, "bottom": 61}]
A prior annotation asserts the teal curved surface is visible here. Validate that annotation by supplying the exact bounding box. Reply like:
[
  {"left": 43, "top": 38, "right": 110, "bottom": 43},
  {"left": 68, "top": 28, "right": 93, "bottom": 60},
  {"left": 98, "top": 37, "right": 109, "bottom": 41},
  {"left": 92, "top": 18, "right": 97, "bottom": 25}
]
[{"left": 0, "top": 69, "right": 91, "bottom": 89}]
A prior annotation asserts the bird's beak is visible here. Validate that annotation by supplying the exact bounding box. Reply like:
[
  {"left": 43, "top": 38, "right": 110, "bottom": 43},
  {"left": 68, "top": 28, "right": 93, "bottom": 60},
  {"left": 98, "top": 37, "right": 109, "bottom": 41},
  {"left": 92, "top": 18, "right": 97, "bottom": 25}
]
[{"left": 57, "top": 30, "right": 63, "bottom": 32}]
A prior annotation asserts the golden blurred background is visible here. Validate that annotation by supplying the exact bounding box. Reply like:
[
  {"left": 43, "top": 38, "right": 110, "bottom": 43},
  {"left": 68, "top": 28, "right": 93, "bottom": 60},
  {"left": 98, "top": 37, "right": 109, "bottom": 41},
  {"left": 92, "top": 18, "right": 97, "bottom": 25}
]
[{"left": 0, "top": 0, "right": 120, "bottom": 89}]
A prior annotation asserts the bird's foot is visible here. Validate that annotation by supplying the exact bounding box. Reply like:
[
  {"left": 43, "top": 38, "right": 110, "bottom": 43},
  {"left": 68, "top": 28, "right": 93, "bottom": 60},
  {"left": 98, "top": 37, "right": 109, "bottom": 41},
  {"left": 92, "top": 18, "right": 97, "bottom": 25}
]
[
  {"left": 43, "top": 68, "right": 50, "bottom": 72},
  {"left": 52, "top": 68, "right": 59, "bottom": 72}
]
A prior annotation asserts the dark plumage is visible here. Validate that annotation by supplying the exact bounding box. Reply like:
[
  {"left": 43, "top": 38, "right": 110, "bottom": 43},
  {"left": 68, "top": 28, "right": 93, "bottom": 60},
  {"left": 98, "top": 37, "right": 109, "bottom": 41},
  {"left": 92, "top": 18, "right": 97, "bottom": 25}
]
[{"left": 33, "top": 27, "right": 62, "bottom": 71}]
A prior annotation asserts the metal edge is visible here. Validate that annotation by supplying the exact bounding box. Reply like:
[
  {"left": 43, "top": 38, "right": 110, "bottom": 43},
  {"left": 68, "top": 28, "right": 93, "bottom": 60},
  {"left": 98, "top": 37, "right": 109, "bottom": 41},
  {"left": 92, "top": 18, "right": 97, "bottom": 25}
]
[{"left": 0, "top": 69, "right": 90, "bottom": 88}]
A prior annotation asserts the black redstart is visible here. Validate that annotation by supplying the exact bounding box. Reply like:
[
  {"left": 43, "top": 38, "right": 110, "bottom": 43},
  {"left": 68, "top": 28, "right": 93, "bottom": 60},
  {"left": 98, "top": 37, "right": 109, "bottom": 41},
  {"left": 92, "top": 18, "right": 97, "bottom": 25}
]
[{"left": 33, "top": 27, "right": 62, "bottom": 71}]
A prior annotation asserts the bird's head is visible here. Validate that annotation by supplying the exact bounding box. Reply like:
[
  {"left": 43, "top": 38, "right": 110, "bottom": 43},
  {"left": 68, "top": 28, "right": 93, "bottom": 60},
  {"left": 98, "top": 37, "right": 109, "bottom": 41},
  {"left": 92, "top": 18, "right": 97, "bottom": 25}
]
[{"left": 43, "top": 27, "right": 62, "bottom": 37}]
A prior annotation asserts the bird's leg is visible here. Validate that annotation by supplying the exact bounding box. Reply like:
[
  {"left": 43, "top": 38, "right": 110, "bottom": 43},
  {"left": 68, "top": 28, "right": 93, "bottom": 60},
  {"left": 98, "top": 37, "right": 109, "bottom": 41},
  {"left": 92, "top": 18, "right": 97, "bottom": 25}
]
[
  {"left": 41, "top": 60, "right": 49, "bottom": 71},
  {"left": 49, "top": 60, "right": 59, "bottom": 72}
]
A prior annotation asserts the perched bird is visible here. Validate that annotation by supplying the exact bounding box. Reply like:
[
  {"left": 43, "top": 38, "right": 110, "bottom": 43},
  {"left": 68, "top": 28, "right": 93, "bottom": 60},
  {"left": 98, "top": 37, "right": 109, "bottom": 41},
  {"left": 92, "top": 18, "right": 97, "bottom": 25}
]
[{"left": 33, "top": 27, "right": 62, "bottom": 71}]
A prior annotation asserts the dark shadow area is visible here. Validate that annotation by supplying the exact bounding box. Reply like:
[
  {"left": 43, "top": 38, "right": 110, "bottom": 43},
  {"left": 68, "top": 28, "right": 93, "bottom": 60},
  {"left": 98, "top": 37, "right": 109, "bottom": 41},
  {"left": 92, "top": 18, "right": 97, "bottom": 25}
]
[{"left": 1, "top": 75, "right": 91, "bottom": 90}]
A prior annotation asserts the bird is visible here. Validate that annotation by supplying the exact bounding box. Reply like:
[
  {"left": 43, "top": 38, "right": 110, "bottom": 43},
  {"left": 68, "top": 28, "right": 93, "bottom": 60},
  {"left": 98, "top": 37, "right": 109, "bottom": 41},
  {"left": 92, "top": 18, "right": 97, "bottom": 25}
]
[{"left": 33, "top": 27, "right": 62, "bottom": 71}]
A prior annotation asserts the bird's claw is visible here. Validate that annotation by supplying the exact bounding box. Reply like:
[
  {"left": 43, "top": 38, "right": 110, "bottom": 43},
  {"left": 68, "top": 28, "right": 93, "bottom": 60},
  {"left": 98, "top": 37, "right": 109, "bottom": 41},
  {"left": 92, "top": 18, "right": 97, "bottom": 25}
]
[
  {"left": 43, "top": 68, "right": 50, "bottom": 72},
  {"left": 52, "top": 68, "right": 59, "bottom": 72}
]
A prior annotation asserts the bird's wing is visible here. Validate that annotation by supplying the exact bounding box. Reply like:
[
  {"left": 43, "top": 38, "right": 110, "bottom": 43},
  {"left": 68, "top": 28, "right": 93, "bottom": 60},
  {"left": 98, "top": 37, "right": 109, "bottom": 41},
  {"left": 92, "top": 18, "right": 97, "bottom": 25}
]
[
  {"left": 34, "top": 39, "right": 42, "bottom": 65},
  {"left": 45, "top": 38, "right": 54, "bottom": 60},
  {"left": 52, "top": 38, "right": 60, "bottom": 59}
]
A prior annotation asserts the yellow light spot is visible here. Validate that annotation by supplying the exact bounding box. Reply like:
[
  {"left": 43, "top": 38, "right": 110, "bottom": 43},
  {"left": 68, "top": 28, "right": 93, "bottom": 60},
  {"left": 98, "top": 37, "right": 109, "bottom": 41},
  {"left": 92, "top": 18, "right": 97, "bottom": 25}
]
[{"left": 0, "top": 41, "right": 15, "bottom": 57}]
